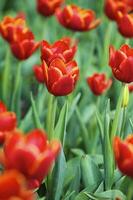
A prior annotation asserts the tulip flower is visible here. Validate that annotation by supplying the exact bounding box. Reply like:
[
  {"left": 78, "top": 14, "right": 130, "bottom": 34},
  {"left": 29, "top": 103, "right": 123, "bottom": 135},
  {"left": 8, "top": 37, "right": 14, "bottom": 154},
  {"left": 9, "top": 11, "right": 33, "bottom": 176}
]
[
  {"left": 0, "top": 170, "right": 35, "bottom": 200},
  {"left": 104, "top": 0, "right": 130, "bottom": 21},
  {"left": 10, "top": 29, "right": 40, "bottom": 60},
  {"left": 4, "top": 129, "right": 61, "bottom": 189},
  {"left": 128, "top": 83, "right": 133, "bottom": 92},
  {"left": 0, "top": 101, "right": 17, "bottom": 144},
  {"left": 86, "top": 73, "right": 112, "bottom": 95},
  {"left": 109, "top": 44, "right": 133, "bottom": 83},
  {"left": 56, "top": 4, "right": 101, "bottom": 32},
  {"left": 0, "top": 13, "right": 26, "bottom": 43},
  {"left": 37, "top": 0, "right": 64, "bottom": 17},
  {"left": 117, "top": 12, "right": 133, "bottom": 38},
  {"left": 33, "top": 65, "right": 45, "bottom": 83},
  {"left": 114, "top": 135, "right": 133, "bottom": 178},
  {"left": 37, "top": 57, "right": 79, "bottom": 96},
  {"left": 41, "top": 37, "right": 77, "bottom": 64}
]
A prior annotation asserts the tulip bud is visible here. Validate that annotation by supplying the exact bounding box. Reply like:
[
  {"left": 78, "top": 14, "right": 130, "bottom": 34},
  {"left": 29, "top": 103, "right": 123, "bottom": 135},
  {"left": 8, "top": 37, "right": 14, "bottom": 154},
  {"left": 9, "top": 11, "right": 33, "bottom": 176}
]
[{"left": 122, "top": 84, "right": 129, "bottom": 108}]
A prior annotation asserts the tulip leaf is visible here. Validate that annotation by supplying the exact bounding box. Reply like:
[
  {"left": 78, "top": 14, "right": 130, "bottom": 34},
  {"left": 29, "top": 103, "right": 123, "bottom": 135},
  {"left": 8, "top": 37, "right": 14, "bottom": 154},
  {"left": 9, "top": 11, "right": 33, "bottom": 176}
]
[
  {"left": 50, "top": 149, "right": 67, "bottom": 200},
  {"left": 103, "top": 99, "right": 114, "bottom": 190},
  {"left": 129, "top": 118, "right": 133, "bottom": 132},
  {"left": 54, "top": 101, "right": 68, "bottom": 146},
  {"left": 81, "top": 155, "right": 103, "bottom": 192},
  {"left": 30, "top": 93, "right": 43, "bottom": 129}
]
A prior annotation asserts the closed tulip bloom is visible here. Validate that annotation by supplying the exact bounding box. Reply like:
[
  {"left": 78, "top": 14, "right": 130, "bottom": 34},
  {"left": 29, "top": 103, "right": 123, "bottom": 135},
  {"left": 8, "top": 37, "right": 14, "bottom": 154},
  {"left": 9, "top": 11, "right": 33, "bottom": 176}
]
[
  {"left": 0, "top": 170, "right": 35, "bottom": 200},
  {"left": 0, "top": 101, "right": 17, "bottom": 144},
  {"left": 109, "top": 44, "right": 133, "bottom": 83},
  {"left": 56, "top": 4, "right": 101, "bottom": 32},
  {"left": 40, "top": 57, "right": 79, "bottom": 96},
  {"left": 117, "top": 12, "right": 133, "bottom": 38},
  {"left": 104, "top": 0, "right": 130, "bottom": 21},
  {"left": 114, "top": 135, "right": 133, "bottom": 178},
  {"left": 4, "top": 129, "right": 61, "bottom": 189},
  {"left": 41, "top": 37, "right": 77, "bottom": 64},
  {"left": 87, "top": 73, "right": 112, "bottom": 95},
  {"left": 0, "top": 13, "right": 26, "bottom": 43},
  {"left": 37, "top": 0, "right": 64, "bottom": 17},
  {"left": 10, "top": 29, "right": 40, "bottom": 60}
]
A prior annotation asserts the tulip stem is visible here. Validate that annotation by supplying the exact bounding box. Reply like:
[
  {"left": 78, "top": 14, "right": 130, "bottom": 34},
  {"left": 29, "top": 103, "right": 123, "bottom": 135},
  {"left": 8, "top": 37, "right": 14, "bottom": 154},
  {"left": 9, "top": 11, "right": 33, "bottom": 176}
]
[
  {"left": 2, "top": 47, "right": 10, "bottom": 106},
  {"left": 11, "top": 62, "right": 22, "bottom": 121},
  {"left": 110, "top": 84, "right": 125, "bottom": 142},
  {"left": 46, "top": 94, "right": 57, "bottom": 140}
]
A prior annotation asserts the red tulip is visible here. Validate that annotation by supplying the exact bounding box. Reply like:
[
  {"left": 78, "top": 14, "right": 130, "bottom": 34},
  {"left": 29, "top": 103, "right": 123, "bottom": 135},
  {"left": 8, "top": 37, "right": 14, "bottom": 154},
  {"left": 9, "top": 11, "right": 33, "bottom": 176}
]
[
  {"left": 56, "top": 4, "right": 101, "bottom": 32},
  {"left": 0, "top": 101, "right": 17, "bottom": 144},
  {"left": 37, "top": 0, "right": 64, "bottom": 17},
  {"left": 104, "top": 0, "right": 130, "bottom": 21},
  {"left": 87, "top": 73, "right": 112, "bottom": 95},
  {"left": 33, "top": 65, "right": 45, "bottom": 83},
  {"left": 114, "top": 135, "right": 133, "bottom": 178},
  {"left": 117, "top": 12, "right": 133, "bottom": 38},
  {"left": 38, "top": 57, "right": 79, "bottom": 96},
  {"left": 0, "top": 13, "right": 26, "bottom": 43},
  {"left": 0, "top": 170, "right": 35, "bottom": 200},
  {"left": 109, "top": 44, "right": 133, "bottom": 83},
  {"left": 10, "top": 29, "right": 40, "bottom": 60},
  {"left": 128, "top": 83, "right": 133, "bottom": 92},
  {"left": 41, "top": 37, "right": 77, "bottom": 64},
  {"left": 4, "top": 129, "right": 61, "bottom": 189}
]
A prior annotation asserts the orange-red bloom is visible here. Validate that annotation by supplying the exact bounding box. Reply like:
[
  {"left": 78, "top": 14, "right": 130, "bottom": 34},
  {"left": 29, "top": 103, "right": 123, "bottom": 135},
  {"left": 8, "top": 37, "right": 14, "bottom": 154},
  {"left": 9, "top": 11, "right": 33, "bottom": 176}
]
[
  {"left": 33, "top": 65, "right": 45, "bottom": 83},
  {"left": 104, "top": 0, "right": 130, "bottom": 21},
  {"left": 56, "top": 4, "right": 101, "bottom": 32},
  {"left": 0, "top": 170, "right": 35, "bottom": 200},
  {"left": 37, "top": 0, "right": 64, "bottom": 16},
  {"left": 36, "top": 57, "right": 79, "bottom": 96},
  {"left": 114, "top": 135, "right": 133, "bottom": 178},
  {"left": 41, "top": 37, "right": 77, "bottom": 64},
  {"left": 4, "top": 129, "right": 61, "bottom": 189},
  {"left": 10, "top": 29, "right": 40, "bottom": 60},
  {"left": 117, "top": 12, "right": 133, "bottom": 38},
  {"left": 86, "top": 73, "right": 112, "bottom": 95},
  {"left": 109, "top": 44, "right": 133, "bottom": 83},
  {"left": 0, "top": 101, "right": 17, "bottom": 144},
  {"left": 0, "top": 13, "right": 26, "bottom": 43}
]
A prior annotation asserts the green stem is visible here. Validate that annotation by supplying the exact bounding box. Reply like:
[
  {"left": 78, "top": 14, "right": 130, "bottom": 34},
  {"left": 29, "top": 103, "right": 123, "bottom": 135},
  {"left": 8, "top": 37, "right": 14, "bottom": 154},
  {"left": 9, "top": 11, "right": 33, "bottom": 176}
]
[
  {"left": 11, "top": 62, "right": 22, "bottom": 120},
  {"left": 110, "top": 84, "right": 125, "bottom": 142},
  {"left": 2, "top": 47, "right": 10, "bottom": 106},
  {"left": 46, "top": 94, "right": 57, "bottom": 140}
]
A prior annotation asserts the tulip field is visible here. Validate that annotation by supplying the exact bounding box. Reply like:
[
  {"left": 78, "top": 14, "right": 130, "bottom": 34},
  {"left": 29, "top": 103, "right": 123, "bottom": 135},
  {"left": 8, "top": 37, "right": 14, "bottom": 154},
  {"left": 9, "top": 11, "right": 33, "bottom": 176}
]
[{"left": 0, "top": 0, "right": 133, "bottom": 199}]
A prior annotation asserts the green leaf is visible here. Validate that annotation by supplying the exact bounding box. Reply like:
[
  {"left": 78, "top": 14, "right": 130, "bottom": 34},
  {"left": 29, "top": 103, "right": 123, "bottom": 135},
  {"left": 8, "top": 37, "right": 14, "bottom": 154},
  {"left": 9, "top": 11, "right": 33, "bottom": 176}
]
[
  {"left": 30, "top": 93, "right": 43, "bottom": 129},
  {"left": 129, "top": 118, "right": 133, "bottom": 132},
  {"left": 50, "top": 149, "right": 66, "bottom": 200},
  {"left": 81, "top": 155, "right": 103, "bottom": 192},
  {"left": 54, "top": 101, "right": 68, "bottom": 146},
  {"left": 95, "top": 190, "right": 126, "bottom": 200},
  {"left": 103, "top": 99, "right": 114, "bottom": 190},
  {"left": 64, "top": 157, "right": 81, "bottom": 199}
]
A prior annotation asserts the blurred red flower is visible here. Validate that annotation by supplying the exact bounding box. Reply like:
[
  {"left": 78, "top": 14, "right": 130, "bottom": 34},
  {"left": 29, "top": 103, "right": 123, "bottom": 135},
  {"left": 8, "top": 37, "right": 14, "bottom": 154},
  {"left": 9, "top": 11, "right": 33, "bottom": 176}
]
[
  {"left": 41, "top": 37, "right": 77, "bottom": 64},
  {"left": 114, "top": 135, "right": 133, "bottom": 178},
  {"left": 0, "top": 101, "right": 17, "bottom": 144},
  {"left": 128, "top": 83, "right": 133, "bottom": 92},
  {"left": 87, "top": 73, "right": 112, "bottom": 95},
  {"left": 104, "top": 0, "right": 130, "bottom": 21},
  {"left": 35, "top": 57, "right": 79, "bottom": 96},
  {"left": 109, "top": 44, "right": 133, "bottom": 83},
  {"left": 37, "top": 0, "right": 64, "bottom": 17},
  {"left": 4, "top": 129, "right": 61, "bottom": 189},
  {"left": 0, "top": 170, "right": 35, "bottom": 200},
  {"left": 117, "top": 12, "right": 133, "bottom": 38},
  {"left": 10, "top": 29, "right": 40, "bottom": 60},
  {"left": 0, "top": 13, "right": 26, "bottom": 43},
  {"left": 56, "top": 4, "right": 101, "bottom": 31}
]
